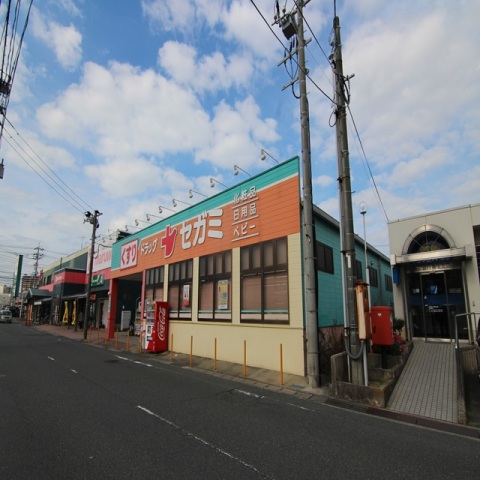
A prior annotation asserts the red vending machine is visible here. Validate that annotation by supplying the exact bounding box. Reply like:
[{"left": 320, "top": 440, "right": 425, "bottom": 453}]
[{"left": 144, "top": 301, "right": 169, "bottom": 353}]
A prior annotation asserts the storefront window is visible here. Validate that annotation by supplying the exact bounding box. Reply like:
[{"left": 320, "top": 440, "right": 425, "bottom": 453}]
[
  {"left": 240, "top": 237, "right": 289, "bottom": 324},
  {"left": 199, "top": 251, "right": 232, "bottom": 321},
  {"left": 168, "top": 260, "right": 193, "bottom": 320}
]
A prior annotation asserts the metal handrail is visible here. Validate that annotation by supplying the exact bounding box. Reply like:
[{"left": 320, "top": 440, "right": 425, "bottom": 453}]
[{"left": 454, "top": 312, "right": 480, "bottom": 349}]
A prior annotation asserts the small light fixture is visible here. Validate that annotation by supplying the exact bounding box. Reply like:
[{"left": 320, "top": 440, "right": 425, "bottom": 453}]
[
  {"left": 159, "top": 205, "right": 175, "bottom": 214},
  {"left": 260, "top": 148, "right": 279, "bottom": 164},
  {"left": 146, "top": 213, "right": 162, "bottom": 222},
  {"left": 189, "top": 189, "right": 208, "bottom": 199},
  {"left": 233, "top": 164, "right": 251, "bottom": 177},
  {"left": 210, "top": 177, "right": 227, "bottom": 189}
]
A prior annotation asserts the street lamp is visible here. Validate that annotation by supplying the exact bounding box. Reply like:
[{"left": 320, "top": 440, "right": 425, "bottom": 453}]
[
  {"left": 260, "top": 148, "right": 279, "bottom": 164},
  {"left": 233, "top": 164, "right": 251, "bottom": 177},
  {"left": 359, "top": 201, "right": 371, "bottom": 303},
  {"left": 83, "top": 210, "right": 102, "bottom": 340}
]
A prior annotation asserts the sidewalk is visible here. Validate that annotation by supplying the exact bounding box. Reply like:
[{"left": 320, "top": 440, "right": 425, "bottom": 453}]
[{"left": 31, "top": 322, "right": 330, "bottom": 401}]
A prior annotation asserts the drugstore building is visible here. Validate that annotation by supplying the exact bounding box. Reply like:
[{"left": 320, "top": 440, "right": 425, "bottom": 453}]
[{"left": 109, "top": 157, "right": 393, "bottom": 376}]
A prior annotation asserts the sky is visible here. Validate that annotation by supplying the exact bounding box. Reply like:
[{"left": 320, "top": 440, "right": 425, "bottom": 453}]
[{"left": 0, "top": 0, "right": 479, "bottom": 286}]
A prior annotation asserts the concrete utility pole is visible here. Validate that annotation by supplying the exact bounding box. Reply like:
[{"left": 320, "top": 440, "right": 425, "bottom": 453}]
[
  {"left": 276, "top": 0, "right": 320, "bottom": 388},
  {"left": 83, "top": 210, "right": 101, "bottom": 340},
  {"left": 331, "top": 15, "right": 363, "bottom": 384},
  {"left": 32, "top": 245, "right": 44, "bottom": 288}
]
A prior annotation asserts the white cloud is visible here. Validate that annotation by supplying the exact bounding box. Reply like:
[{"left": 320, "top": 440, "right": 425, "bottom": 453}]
[
  {"left": 195, "top": 96, "right": 279, "bottom": 169},
  {"left": 36, "top": 61, "right": 211, "bottom": 157},
  {"left": 31, "top": 7, "right": 82, "bottom": 71},
  {"left": 158, "top": 41, "right": 253, "bottom": 93},
  {"left": 313, "top": 175, "right": 334, "bottom": 188}
]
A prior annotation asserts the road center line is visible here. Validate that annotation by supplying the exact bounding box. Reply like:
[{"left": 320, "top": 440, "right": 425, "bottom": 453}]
[
  {"left": 136, "top": 405, "right": 273, "bottom": 479},
  {"left": 47, "top": 356, "right": 55, "bottom": 361}
]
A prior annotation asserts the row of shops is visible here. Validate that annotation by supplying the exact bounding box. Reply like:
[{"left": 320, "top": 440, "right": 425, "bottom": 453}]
[{"left": 20, "top": 158, "right": 480, "bottom": 381}]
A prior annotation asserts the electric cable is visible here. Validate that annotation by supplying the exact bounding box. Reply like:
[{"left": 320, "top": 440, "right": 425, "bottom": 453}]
[
  {"left": 250, "top": 0, "right": 336, "bottom": 104},
  {"left": 347, "top": 104, "right": 390, "bottom": 223},
  {"left": 5, "top": 118, "right": 95, "bottom": 212},
  {"left": 2, "top": 134, "right": 85, "bottom": 214}
]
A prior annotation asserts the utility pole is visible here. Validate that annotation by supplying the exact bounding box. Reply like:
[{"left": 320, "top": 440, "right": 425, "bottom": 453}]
[
  {"left": 83, "top": 210, "right": 101, "bottom": 340},
  {"left": 331, "top": 15, "right": 364, "bottom": 384},
  {"left": 32, "top": 245, "right": 44, "bottom": 288},
  {"left": 276, "top": 0, "right": 320, "bottom": 388}
]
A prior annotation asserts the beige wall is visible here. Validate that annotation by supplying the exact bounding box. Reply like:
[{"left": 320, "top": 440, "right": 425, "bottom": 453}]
[{"left": 166, "top": 233, "right": 306, "bottom": 375}]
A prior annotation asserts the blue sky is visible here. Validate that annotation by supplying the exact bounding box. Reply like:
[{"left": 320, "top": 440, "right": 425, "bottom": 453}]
[{"left": 1, "top": 0, "right": 479, "bottom": 283}]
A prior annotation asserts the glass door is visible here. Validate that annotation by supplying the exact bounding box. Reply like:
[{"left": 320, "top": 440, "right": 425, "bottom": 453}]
[{"left": 407, "top": 269, "right": 466, "bottom": 340}]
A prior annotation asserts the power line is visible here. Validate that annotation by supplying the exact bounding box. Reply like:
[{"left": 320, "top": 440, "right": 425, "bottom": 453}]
[
  {"left": 250, "top": 0, "right": 336, "bottom": 104},
  {"left": 5, "top": 118, "right": 95, "bottom": 212},
  {"left": 347, "top": 104, "right": 389, "bottom": 223},
  {"left": 3, "top": 131, "right": 86, "bottom": 214}
]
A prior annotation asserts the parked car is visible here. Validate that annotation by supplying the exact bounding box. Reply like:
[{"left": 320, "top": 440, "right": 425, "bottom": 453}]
[{"left": 0, "top": 308, "right": 13, "bottom": 323}]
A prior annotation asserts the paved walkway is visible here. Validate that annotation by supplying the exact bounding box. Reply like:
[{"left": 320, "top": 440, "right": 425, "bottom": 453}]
[{"left": 386, "top": 341, "right": 458, "bottom": 423}]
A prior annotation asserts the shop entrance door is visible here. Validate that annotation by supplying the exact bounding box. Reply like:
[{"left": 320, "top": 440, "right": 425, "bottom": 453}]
[{"left": 408, "top": 269, "right": 466, "bottom": 340}]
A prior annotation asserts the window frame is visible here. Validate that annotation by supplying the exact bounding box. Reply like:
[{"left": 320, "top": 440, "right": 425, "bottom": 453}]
[
  {"left": 240, "top": 237, "right": 289, "bottom": 324},
  {"left": 168, "top": 259, "right": 193, "bottom": 320},
  {"left": 315, "top": 241, "right": 334, "bottom": 274},
  {"left": 198, "top": 250, "right": 232, "bottom": 322}
]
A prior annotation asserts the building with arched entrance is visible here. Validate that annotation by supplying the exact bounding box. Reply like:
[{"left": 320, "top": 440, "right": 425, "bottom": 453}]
[{"left": 388, "top": 204, "right": 480, "bottom": 342}]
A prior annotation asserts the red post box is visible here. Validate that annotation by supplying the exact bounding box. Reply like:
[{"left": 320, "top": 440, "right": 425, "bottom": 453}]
[
  {"left": 371, "top": 306, "right": 393, "bottom": 346},
  {"left": 145, "top": 301, "right": 169, "bottom": 353}
]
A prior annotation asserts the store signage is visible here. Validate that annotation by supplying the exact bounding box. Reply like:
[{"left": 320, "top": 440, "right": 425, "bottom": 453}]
[
  {"left": 120, "top": 239, "right": 138, "bottom": 269},
  {"left": 111, "top": 157, "right": 301, "bottom": 275},
  {"left": 91, "top": 274, "right": 104, "bottom": 287}
]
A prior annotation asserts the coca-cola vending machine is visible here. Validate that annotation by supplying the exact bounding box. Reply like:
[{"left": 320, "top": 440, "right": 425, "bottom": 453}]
[{"left": 144, "top": 301, "right": 169, "bottom": 352}]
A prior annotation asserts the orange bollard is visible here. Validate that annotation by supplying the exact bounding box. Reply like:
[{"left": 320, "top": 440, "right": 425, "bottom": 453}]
[
  {"left": 280, "top": 343, "right": 284, "bottom": 385},
  {"left": 214, "top": 337, "right": 217, "bottom": 371},
  {"left": 243, "top": 340, "right": 247, "bottom": 378},
  {"left": 189, "top": 335, "right": 193, "bottom": 367}
]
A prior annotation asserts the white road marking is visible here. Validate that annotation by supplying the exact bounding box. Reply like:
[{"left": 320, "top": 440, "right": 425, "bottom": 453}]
[
  {"left": 115, "top": 355, "right": 152, "bottom": 368},
  {"left": 47, "top": 356, "right": 55, "bottom": 361},
  {"left": 71, "top": 369, "right": 78, "bottom": 374},
  {"left": 234, "top": 389, "right": 264, "bottom": 399},
  {"left": 136, "top": 405, "right": 273, "bottom": 478}
]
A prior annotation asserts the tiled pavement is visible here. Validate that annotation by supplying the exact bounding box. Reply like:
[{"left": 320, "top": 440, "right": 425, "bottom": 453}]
[{"left": 386, "top": 341, "right": 458, "bottom": 423}]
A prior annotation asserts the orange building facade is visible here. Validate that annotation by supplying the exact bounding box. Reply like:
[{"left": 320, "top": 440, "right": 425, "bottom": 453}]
[{"left": 109, "top": 157, "right": 307, "bottom": 375}]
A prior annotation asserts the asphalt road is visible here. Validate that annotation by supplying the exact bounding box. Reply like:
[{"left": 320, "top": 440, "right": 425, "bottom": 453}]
[{"left": 1, "top": 321, "right": 479, "bottom": 479}]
